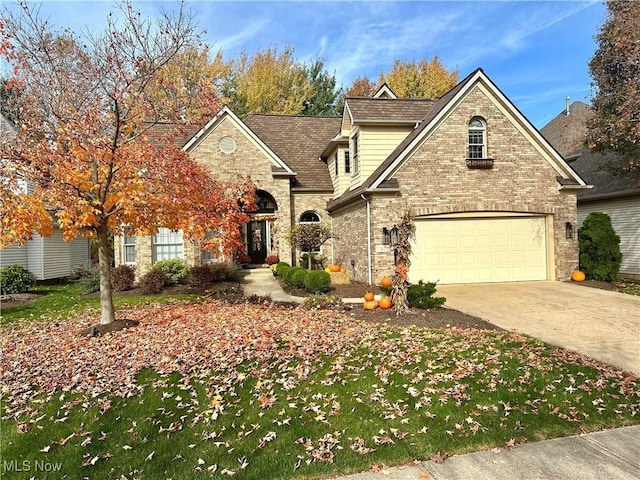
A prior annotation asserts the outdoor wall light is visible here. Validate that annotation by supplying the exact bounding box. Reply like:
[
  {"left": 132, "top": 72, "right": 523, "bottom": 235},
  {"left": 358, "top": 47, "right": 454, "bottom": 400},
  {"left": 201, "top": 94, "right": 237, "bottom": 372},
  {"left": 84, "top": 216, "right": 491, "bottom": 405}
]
[
  {"left": 390, "top": 225, "right": 399, "bottom": 245},
  {"left": 565, "top": 222, "right": 574, "bottom": 239},
  {"left": 382, "top": 227, "right": 390, "bottom": 245}
]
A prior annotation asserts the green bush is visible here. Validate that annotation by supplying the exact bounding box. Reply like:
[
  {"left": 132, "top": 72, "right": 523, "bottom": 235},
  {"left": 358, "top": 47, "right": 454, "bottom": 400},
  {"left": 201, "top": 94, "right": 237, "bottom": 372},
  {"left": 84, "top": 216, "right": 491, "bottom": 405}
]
[
  {"left": 275, "top": 262, "right": 290, "bottom": 277},
  {"left": 579, "top": 212, "right": 622, "bottom": 282},
  {"left": 0, "top": 264, "right": 37, "bottom": 295},
  {"left": 73, "top": 261, "right": 100, "bottom": 293},
  {"left": 284, "top": 266, "right": 305, "bottom": 285},
  {"left": 303, "top": 270, "right": 331, "bottom": 294},
  {"left": 407, "top": 280, "right": 446, "bottom": 309},
  {"left": 111, "top": 264, "right": 135, "bottom": 292},
  {"left": 291, "top": 268, "right": 308, "bottom": 288},
  {"left": 139, "top": 269, "right": 167, "bottom": 294},
  {"left": 153, "top": 259, "right": 189, "bottom": 285}
]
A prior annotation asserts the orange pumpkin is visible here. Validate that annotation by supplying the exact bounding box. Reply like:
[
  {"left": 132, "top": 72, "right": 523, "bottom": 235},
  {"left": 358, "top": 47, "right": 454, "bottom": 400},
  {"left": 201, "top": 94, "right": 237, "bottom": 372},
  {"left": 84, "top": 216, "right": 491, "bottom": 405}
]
[
  {"left": 380, "top": 276, "right": 392, "bottom": 287},
  {"left": 364, "top": 291, "right": 375, "bottom": 302},
  {"left": 363, "top": 300, "right": 378, "bottom": 310},
  {"left": 339, "top": 267, "right": 347, "bottom": 274},
  {"left": 329, "top": 264, "right": 341, "bottom": 273},
  {"left": 571, "top": 270, "right": 586, "bottom": 282},
  {"left": 378, "top": 296, "right": 392, "bottom": 309}
]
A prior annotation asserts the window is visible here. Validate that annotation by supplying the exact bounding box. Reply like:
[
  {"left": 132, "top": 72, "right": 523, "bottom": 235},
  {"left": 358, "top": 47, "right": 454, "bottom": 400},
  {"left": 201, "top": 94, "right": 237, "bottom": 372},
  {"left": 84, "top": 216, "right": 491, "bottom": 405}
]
[
  {"left": 344, "top": 151, "right": 350, "bottom": 173},
  {"left": 468, "top": 117, "right": 486, "bottom": 159},
  {"left": 299, "top": 211, "right": 320, "bottom": 223},
  {"left": 334, "top": 152, "right": 339, "bottom": 176},
  {"left": 352, "top": 134, "right": 359, "bottom": 174},
  {"left": 153, "top": 227, "right": 183, "bottom": 262},
  {"left": 123, "top": 232, "right": 136, "bottom": 264},
  {"left": 299, "top": 211, "right": 321, "bottom": 253},
  {"left": 200, "top": 231, "right": 219, "bottom": 263}
]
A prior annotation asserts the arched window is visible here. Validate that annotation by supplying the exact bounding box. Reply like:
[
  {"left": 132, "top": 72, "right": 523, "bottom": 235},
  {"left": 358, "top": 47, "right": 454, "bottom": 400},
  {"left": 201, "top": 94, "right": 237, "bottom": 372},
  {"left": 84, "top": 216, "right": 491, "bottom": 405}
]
[
  {"left": 468, "top": 117, "right": 486, "bottom": 159},
  {"left": 299, "top": 211, "right": 320, "bottom": 223},
  {"left": 255, "top": 190, "right": 277, "bottom": 213}
]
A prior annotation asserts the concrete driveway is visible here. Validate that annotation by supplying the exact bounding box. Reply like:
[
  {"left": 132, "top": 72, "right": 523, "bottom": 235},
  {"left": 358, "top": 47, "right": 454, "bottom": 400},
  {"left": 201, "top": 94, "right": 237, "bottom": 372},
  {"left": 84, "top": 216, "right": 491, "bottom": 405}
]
[{"left": 437, "top": 281, "right": 640, "bottom": 375}]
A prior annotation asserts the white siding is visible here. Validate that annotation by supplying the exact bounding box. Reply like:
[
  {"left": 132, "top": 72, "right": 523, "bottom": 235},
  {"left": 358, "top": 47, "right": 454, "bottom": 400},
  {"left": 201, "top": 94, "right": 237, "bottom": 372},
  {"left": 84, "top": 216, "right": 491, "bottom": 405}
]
[
  {"left": 578, "top": 196, "right": 640, "bottom": 277},
  {"left": 26, "top": 235, "right": 45, "bottom": 279},
  {"left": 0, "top": 245, "right": 28, "bottom": 268},
  {"left": 358, "top": 126, "right": 412, "bottom": 182},
  {"left": 69, "top": 237, "right": 90, "bottom": 270}
]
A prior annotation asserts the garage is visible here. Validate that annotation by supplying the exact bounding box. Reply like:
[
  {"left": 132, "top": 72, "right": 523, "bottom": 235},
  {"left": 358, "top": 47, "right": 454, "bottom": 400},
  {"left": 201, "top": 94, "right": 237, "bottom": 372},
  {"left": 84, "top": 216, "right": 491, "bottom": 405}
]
[{"left": 411, "top": 216, "right": 548, "bottom": 284}]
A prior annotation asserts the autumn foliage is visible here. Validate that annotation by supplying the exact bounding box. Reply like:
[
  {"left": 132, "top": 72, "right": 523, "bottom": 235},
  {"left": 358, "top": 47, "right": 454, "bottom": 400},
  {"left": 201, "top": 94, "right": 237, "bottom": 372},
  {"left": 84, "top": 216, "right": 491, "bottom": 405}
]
[{"left": 1, "top": 1, "right": 255, "bottom": 324}]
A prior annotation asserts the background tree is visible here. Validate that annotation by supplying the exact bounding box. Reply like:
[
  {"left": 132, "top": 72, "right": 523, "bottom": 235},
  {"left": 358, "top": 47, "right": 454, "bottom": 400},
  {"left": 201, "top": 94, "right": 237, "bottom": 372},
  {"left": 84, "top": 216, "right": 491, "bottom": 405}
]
[
  {"left": 587, "top": 0, "right": 640, "bottom": 171},
  {"left": 1, "top": 1, "right": 255, "bottom": 325},
  {"left": 223, "top": 45, "right": 313, "bottom": 117},
  {"left": 342, "top": 75, "right": 378, "bottom": 98},
  {"left": 380, "top": 57, "right": 458, "bottom": 99},
  {"left": 286, "top": 223, "right": 333, "bottom": 269},
  {"left": 578, "top": 212, "right": 622, "bottom": 282},
  {"left": 301, "top": 58, "right": 340, "bottom": 116}
]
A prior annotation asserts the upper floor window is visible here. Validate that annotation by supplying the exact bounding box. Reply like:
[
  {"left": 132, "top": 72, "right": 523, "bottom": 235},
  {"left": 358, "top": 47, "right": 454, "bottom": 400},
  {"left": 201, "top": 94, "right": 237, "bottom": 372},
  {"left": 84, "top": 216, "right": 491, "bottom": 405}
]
[
  {"left": 344, "top": 151, "right": 350, "bottom": 174},
  {"left": 153, "top": 227, "right": 183, "bottom": 262},
  {"left": 468, "top": 117, "right": 486, "bottom": 159},
  {"left": 299, "top": 211, "right": 320, "bottom": 223},
  {"left": 352, "top": 134, "right": 359, "bottom": 174}
]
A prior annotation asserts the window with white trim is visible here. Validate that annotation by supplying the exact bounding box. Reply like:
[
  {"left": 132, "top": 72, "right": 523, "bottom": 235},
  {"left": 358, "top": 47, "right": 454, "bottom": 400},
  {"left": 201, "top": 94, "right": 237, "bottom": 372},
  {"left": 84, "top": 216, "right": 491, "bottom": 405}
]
[
  {"left": 352, "top": 134, "right": 359, "bottom": 174},
  {"left": 153, "top": 227, "right": 183, "bottom": 262},
  {"left": 344, "top": 151, "right": 350, "bottom": 174},
  {"left": 122, "top": 231, "right": 136, "bottom": 264},
  {"left": 468, "top": 117, "right": 486, "bottom": 159},
  {"left": 334, "top": 152, "right": 339, "bottom": 176},
  {"left": 299, "top": 211, "right": 321, "bottom": 252}
]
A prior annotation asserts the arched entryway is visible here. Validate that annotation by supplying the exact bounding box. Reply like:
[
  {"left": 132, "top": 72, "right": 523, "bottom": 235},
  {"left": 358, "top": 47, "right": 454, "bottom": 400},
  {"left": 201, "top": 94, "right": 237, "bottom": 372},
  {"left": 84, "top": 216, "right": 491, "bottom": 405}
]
[{"left": 246, "top": 190, "right": 277, "bottom": 264}]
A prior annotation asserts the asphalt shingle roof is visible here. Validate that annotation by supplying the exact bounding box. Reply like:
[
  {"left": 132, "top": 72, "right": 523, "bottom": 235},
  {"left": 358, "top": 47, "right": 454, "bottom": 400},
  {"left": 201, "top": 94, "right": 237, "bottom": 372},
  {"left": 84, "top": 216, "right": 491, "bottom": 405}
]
[
  {"left": 244, "top": 114, "right": 341, "bottom": 190},
  {"left": 541, "top": 102, "right": 640, "bottom": 201},
  {"left": 345, "top": 98, "right": 435, "bottom": 123}
]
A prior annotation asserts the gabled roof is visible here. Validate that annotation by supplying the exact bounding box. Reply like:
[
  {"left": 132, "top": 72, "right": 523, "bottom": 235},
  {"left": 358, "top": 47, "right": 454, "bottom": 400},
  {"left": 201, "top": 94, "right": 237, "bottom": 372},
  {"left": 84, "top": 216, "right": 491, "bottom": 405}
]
[
  {"left": 0, "top": 113, "right": 17, "bottom": 141},
  {"left": 373, "top": 83, "right": 398, "bottom": 99},
  {"left": 143, "top": 121, "right": 202, "bottom": 149},
  {"left": 328, "top": 68, "right": 587, "bottom": 212},
  {"left": 541, "top": 102, "right": 640, "bottom": 202},
  {"left": 183, "top": 106, "right": 295, "bottom": 176},
  {"left": 245, "top": 114, "right": 341, "bottom": 190},
  {"left": 344, "top": 97, "right": 435, "bottom": 124}
]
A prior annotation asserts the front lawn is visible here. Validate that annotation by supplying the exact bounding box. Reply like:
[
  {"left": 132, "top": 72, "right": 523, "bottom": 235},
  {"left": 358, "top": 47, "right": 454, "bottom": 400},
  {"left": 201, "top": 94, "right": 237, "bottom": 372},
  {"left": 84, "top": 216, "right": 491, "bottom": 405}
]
[{"left": 1, "top": 300, "right": 638, "bottom": 479}]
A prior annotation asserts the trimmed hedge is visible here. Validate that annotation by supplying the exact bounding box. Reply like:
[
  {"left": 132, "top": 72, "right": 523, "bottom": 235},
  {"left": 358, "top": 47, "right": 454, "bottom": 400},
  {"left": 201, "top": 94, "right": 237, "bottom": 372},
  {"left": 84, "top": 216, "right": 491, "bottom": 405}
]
[
  {"left": 111, "top": 265, "right": 135, "bottom": 292},
  {"left": 153, "top": 259, "right": 189, "bottom": 285},
  {"left": 275, "top": 262, "right": 291, "bottom": 277},
  {"left": 139, "top": 269, "right": 167, "bottom": 294},
  {"left": 579, "top": 212, "right": 622, "bottom": 282},
  {"left": 284, "top": 266, "right": 305, "bottom": 285},
  {"left": 304, "top": 270, "right": 330, "bottom": 294},
  {"left": 291, "top": 268, "right": 308, "bottom": 288},
  {"left": 407, "top": 280, "right": 446, "bottom": 309}
]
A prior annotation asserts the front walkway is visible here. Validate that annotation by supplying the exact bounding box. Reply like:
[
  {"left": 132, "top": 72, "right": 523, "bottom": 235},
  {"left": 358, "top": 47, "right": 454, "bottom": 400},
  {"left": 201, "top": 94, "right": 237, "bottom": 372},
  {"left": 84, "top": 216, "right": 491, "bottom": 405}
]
[
  {"left": 242, "top": 267, "right": 303, "bottom": 303},
  {"left": 437, "top": 281, "right": 640, "bottom": 374}
]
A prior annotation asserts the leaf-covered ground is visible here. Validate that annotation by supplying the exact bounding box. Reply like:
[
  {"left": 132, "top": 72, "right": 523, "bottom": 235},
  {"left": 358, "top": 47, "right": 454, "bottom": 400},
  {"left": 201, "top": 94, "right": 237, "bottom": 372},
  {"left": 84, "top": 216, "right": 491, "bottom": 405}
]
[{"left": 1, "top": 300, "right": 639, "bottom": 479}]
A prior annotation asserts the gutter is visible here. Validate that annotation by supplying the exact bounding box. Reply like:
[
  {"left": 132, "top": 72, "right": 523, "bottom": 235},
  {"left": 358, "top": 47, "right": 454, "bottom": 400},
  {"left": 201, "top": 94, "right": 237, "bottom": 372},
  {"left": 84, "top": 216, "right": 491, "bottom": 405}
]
[{"left": 361, "top": 193, "right": 373, "bottom": 285}]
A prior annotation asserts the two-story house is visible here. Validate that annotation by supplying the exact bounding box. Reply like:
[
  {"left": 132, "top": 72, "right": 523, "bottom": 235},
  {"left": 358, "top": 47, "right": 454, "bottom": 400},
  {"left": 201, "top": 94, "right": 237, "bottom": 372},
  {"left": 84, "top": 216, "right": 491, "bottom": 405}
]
[{"left": 115, "top": 68, "right": 587, "bottom": 285}]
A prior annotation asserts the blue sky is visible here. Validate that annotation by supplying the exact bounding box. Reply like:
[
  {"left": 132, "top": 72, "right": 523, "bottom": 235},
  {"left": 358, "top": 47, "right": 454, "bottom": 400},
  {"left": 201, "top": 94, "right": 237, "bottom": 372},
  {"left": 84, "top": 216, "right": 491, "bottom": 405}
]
[{"left": 3, "top": 0, "right": 606, "bottom": 128}]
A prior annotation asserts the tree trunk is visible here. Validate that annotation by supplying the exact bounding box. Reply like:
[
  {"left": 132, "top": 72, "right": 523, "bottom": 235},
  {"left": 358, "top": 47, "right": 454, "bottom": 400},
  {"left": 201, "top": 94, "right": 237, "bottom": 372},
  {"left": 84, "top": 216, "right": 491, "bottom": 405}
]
[
  {"left": 307, "top": 251, "right": 312, "bottom": 270},
  {"left": 97, "top": 226, "right": 116, "bottom": 325}
]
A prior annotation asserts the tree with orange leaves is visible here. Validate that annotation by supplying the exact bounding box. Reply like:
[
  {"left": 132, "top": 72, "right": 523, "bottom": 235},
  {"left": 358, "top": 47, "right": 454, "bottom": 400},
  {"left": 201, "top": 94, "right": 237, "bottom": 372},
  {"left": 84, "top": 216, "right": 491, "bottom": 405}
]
[{"left": 1, "top": 1, "right": 255, "bottom": 325}]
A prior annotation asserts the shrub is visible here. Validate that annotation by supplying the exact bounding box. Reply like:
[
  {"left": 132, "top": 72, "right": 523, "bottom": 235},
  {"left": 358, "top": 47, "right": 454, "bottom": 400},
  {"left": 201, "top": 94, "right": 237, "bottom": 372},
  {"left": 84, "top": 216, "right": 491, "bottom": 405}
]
[
  {"left": 0, "top": 265, "right": 37, "bottom": 295},
  {"left": 284, "top": 266, "right": 305, "bottom": 285},
  {"left": 579, "top": 212, "right": 622, "bottom": 282},
  {"left": 73, "top": 261, "right": 100, "bottom": 293},
  {"left": 407, "top": 280, "right": 446, "bottom": 309},
  {"left": 139, "top": 268, "right": 167, "bottom": 294},
  {"left": 291, "top": 268, "right": 308, "bottom": 288},
  {"left": 265, "top": 254, "right": 280, "bottom": 265},
  {"left": 153, "top": 259, "right": 189, "bottom": 285},
  {"left": 275, "top": 262, "right": 290, "bottom": 277},
  {"left": 111, "top": 264, "right": 135, "bottom": 292},
  {"left": 304, "top": 270, "right": 331, "bottom": 294},
  {"left": 304, "top": 294, "right": 343, "bottom": 310},
  {"left": 188, "top": 265, "right": 213, "bottom": 288}
]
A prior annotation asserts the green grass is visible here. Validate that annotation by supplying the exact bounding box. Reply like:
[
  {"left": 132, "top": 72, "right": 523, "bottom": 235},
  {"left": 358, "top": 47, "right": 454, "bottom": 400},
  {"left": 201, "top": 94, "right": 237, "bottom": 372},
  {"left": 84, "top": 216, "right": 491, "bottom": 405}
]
[
  {"left": 618, "top": 279, "right": 640, "bottom": 296},
  {"left": 0, "top": 282, "right": 202, "bottom": 325},
  {"left": 2, "top": 316, "right": 639, "bottom": 480}
]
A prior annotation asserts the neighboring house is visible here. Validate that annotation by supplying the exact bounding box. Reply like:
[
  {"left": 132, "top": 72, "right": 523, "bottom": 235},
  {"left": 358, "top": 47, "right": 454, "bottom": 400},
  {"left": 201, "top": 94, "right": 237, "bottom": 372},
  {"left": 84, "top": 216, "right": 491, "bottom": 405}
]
[
  {"left": 116, "top": 68, "right": 587, "bottom": 285},
  {"left": 541, "top": 101, "right": 640, "bottom": 279},
  {"left": 0, "top": 113, "right": 90, "bottom": 280}
]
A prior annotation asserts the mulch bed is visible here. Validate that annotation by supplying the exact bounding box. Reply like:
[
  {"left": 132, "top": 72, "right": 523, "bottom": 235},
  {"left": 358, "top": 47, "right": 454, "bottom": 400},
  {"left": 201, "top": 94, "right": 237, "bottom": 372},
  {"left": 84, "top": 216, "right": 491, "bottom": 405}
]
[{"left": 279, "top": 279, "right": 502, "bottom": 331}]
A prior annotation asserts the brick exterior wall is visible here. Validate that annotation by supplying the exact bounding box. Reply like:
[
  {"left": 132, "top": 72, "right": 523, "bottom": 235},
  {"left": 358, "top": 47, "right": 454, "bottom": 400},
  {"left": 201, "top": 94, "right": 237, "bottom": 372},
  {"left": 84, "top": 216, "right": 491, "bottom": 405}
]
[
  {"left": 331, "top": 199, "right": 370, "bottom": 282},
  {"left": 364, "top": 85, "right": 578, "bottom": 284}
]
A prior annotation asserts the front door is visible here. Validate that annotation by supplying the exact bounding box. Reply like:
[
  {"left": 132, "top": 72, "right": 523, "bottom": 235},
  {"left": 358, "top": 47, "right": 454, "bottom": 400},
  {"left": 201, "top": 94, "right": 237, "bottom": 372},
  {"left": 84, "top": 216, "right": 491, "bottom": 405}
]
[{"left": 248, "top": 220, "right": 267, "bottom": 264}]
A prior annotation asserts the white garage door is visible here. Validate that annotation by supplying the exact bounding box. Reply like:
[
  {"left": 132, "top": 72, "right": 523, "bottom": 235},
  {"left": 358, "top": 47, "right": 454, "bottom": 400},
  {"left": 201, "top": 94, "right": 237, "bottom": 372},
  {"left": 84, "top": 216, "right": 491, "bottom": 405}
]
[{"left": 411, "top": 216, "right": 547, "bottom": 284}]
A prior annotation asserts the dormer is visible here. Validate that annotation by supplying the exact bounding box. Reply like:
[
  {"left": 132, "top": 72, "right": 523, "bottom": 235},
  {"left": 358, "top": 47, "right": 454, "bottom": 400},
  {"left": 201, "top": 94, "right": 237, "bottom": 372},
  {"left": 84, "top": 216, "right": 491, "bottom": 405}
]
[{"left": 373, "top": 83, "right": 398, "bottom": 99}]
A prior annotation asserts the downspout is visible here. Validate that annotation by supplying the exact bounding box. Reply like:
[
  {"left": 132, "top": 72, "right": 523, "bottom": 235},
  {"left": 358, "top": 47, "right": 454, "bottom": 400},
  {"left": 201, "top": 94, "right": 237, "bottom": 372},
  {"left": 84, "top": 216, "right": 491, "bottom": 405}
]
[{"left": 361, "top": 194, "right": 373, "bottom": 285}]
